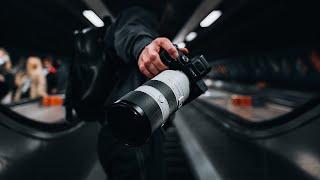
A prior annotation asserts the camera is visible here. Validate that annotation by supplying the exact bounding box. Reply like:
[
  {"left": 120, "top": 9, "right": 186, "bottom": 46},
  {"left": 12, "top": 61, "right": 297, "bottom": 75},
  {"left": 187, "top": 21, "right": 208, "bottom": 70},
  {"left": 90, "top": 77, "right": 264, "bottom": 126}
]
[{"left": 107, "top": 47, "right": 210, "bottom": 146}]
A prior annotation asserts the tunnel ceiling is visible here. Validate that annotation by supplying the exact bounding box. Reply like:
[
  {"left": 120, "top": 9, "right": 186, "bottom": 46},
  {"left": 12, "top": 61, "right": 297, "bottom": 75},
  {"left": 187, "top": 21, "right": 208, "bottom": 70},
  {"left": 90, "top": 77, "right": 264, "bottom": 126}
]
[
  {"left": 0, "top": 0, "right": 199, "bottom": 58},
  {"left": 103, "top": 0, "right": 319, "bottom": 61},
  {"left": 102, "top": 0, "right": 200, "bottom": 38},
  {"left": 187, "top": 0, "right": 320, "bottom": 60},
  {"left": 1, "top": 0, "right": 318, "bottom": 60},
  {"left": 0, "top": 0, "right": 90, "bottom": 57}
]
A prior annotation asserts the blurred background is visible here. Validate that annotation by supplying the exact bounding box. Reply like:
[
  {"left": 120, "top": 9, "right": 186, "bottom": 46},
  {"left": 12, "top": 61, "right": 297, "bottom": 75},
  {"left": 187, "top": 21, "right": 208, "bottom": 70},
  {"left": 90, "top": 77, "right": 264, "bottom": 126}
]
[
  {"left": 0, "top": 0, "right": 319, "bottom": 180},
  {"left": 0, "top": 0, "right": 318, "bottom": 122}
]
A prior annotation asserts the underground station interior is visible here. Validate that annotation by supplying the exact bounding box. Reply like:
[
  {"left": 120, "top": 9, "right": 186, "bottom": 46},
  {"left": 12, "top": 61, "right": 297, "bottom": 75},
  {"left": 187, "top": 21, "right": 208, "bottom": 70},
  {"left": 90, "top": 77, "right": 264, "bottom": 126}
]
[{"left": 0, "top": 0, "right": 319, "bottom": 180}]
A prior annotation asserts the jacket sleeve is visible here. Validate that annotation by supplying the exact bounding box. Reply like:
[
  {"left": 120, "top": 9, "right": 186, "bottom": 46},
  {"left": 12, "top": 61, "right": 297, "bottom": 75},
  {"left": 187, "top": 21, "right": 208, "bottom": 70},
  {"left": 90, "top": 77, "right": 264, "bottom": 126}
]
[{"left": 105, "top": 6, "right": 160, "bottom": 64}]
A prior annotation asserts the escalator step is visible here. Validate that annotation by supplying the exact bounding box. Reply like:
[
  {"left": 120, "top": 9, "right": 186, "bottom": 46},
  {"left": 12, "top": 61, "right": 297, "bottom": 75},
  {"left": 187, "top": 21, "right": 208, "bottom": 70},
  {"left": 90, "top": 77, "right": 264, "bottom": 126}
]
[{"left": 164, "top": 127, "right": 196, "bottom": 180}]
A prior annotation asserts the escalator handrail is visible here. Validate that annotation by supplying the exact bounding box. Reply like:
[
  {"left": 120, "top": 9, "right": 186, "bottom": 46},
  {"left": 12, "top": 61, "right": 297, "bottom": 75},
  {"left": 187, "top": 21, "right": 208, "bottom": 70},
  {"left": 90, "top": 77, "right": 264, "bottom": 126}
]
[
  {"left": 195, "top": 96, "right": 320, "bottom": 138},
  {"left": 5, "top": 97, "right": 42, "bottom": 108},
  {"left": 0, "top": 104, "right": 85, "bottom": 139}
]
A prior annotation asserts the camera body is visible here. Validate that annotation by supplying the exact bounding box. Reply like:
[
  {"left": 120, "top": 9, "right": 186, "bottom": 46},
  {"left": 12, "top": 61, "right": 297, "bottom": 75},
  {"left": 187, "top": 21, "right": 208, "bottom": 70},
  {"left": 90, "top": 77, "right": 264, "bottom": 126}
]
[
  {"left": 159, "top": 48, "right": 210, "bottom": 103},
  {"left": 107, "top": 48, "right": 210, "bottom": 146}
]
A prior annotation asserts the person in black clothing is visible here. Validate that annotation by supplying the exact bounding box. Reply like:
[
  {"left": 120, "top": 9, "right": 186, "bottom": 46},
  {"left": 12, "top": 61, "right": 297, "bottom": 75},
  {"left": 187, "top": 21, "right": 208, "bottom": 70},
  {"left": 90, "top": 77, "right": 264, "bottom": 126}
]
[
  {"left": 43, "top": 56, "right": 58, "bottom": 94},
  {"left": 54, "top": 59, "right": 68, "bottom": 93},
  {"left": 98, "top": 6, "right": 188, "bottom": 180}
]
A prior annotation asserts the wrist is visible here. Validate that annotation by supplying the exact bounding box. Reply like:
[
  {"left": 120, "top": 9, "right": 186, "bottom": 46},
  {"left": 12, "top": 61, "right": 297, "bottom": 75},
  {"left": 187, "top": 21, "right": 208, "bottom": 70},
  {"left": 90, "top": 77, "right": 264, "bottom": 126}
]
[{"left": 133, "top": 36, "right": 154, "bottom": 61}]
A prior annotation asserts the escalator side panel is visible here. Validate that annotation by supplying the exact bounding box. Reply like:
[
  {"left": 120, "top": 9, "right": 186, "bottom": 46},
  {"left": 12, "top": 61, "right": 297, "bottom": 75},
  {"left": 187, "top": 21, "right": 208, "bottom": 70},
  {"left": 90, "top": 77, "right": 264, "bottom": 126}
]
[{"left": 0, "top": 121, "right": 100, "bottom": 180}]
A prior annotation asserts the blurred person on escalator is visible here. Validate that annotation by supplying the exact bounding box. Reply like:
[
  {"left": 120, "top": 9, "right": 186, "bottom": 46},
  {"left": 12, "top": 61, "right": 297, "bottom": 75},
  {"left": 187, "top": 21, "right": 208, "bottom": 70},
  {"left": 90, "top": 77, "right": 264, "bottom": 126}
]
[
  {"left": 55, "top": 59, "right": 68, "bottom": 93},
  {"left": 43, "top": 56, "right": 58, "bottom": 94},
  {"left": 0, "top": 48, "right": 15, "bottom": 104},
  {"left": 14, "top": 56, "right": 47, "bottom": 101}
]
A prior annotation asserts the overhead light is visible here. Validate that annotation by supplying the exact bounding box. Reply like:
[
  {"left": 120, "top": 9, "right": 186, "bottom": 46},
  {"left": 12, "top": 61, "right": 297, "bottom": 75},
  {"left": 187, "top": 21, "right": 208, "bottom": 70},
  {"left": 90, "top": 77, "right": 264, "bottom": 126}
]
[
  {"left": 83, "top": 10, "right": 104, "bottom": 27},
  {"left": 177, "top": 42, "right": 186, "bottom": 48},
  {"left": 200, "top": 10, "right": 222, "bottom": 28},
  {"left": 185, "top": 32, "right": 197, "bottom": 42}
]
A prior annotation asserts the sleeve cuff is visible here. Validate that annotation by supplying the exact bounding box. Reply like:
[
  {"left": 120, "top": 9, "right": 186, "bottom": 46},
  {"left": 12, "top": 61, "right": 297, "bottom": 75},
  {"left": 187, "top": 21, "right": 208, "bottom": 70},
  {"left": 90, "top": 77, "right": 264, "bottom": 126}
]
[{"left": 132, "top": 36, "right": 154, "bottom": 61}]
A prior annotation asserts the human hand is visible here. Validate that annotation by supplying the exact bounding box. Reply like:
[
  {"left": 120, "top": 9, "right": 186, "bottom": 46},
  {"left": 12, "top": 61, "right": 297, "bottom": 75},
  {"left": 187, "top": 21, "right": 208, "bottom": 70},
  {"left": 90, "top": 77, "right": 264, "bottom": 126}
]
[{"left": 138, "top": 37, "right": 188, "bottom": 78}]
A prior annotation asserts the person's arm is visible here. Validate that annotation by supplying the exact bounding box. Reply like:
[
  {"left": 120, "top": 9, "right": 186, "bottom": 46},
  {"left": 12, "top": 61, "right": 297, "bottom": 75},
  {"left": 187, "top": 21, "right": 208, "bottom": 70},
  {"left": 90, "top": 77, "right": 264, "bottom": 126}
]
[
  {"left": 107, "top": 6, "right": 159, "bottom": 63},
  {"left": 107, "top": 6, "right": 186, "bottom": 78}
]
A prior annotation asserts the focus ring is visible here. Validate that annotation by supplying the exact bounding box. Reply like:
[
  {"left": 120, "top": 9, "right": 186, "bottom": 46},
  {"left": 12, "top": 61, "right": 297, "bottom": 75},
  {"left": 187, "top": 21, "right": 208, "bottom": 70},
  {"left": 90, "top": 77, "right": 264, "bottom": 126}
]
[{"left": 144, "top": 80, "right": 178, "bottom": 112}]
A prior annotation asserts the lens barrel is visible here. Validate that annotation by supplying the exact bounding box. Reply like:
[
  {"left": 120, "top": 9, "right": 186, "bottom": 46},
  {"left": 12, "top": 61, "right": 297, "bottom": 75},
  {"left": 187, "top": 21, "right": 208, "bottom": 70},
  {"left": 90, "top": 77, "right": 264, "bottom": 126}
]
[{"left": 107, "top": 70, "right": 190, "bottom": 146}]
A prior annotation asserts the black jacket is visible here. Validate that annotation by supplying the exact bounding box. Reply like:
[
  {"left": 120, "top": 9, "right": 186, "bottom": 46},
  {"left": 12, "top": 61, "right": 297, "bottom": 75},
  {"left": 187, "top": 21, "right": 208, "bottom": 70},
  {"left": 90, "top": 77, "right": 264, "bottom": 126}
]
[
  {"left": 103, "top": 6, "right": 160, "bottom": 104},
  {"left": 99, "top": 6, "right": 167, "bottom": 180}
]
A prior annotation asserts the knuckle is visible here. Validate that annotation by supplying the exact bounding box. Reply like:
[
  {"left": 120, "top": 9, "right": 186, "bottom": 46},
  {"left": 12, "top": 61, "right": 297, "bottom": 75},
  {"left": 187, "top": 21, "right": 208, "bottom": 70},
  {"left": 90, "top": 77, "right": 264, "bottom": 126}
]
[
  {"left": 141, "top": 69, "right": 148, "bottom": 75},
  {"left": 163, "top": 38, "right": 171, "bottom": 45},
  {"left": 143, "top": 47, "right": 151, "bottom": 54},
  {"left": 168, "top": 48, "right": 176, "bottom": 54},
  {"left": 139, "top": 60, "right": 144, "bottom": 67},
  {"left": 155, "top": 37, "right": 168, "bottom": 45},
  {"left": 149, "top": 53, "right": 157, "bottom": 60},
  {"left": 153, "top": 38, "right": 160, "bottom": 45},
  {"left": 144, "top": 59, "right": 151, "bottom": 65},
  {"left": 144, "top": 46, "right": 150, "bottom": 51},
  {"left": 153, "top": 60, "right": 161, "bottom": 66},
  {"left": 150, "top": 64, "right": 156, "bottom": 70},
  {"left": 139, "top": 64, "right": 145, "bottom": 70},
  {"left": 144, "top": 64, "right": 151, "bottom": 69}
]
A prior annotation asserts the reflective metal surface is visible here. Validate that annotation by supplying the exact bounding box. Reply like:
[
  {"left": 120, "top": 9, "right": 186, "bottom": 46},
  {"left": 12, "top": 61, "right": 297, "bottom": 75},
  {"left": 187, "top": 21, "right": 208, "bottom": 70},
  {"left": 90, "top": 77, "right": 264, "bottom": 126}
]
[
  {"left": 174, "top": 86, "right": 320, "bottom": 180},
  {"left": 11, "top": 102, "right": 65, "bottom": 123}
]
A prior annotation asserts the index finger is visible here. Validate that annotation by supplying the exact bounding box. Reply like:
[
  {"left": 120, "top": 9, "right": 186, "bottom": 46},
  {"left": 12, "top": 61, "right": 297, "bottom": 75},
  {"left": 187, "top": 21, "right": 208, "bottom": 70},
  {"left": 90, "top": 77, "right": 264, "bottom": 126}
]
[
  {"left": 179, "top": 48, "right": 189, "bottom": 54},
  {"left": 147, "top": 48, "right": 167, "bottom": 70},
  {"left": 155, "top": 38, "right": 179, "bottom": 59}
]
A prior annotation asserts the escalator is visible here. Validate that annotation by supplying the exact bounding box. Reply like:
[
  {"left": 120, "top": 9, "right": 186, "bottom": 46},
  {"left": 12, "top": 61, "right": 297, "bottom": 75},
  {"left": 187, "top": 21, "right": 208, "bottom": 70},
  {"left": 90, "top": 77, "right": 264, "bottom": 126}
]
[
  {"left": 175, "top": 99, "right": 320, "bottom": 179},
  {"left": 173, "top": 56, "right": 320, "bottom": 180},
  {"left": 0, "top": 99, "right": 103, "bottom": 180},
  {"left": 0, "top": 0, "right": 319, "bottom": 179}
]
